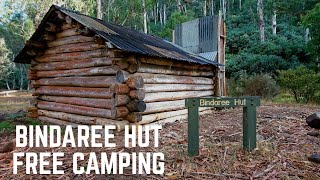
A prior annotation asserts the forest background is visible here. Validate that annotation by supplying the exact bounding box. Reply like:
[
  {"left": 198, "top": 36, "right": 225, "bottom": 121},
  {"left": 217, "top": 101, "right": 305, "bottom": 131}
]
[{"left": 1, "top": 0, "right": 320, "bottom": 103}]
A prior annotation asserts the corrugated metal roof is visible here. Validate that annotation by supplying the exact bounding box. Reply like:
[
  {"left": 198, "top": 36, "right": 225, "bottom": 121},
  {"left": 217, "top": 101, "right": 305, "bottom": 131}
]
[
  {"left": 14, "top": 5, "right": 219, "bottom": 66},
  {"left": 198, "top": 51, "right": 218, "bottom": 62}
]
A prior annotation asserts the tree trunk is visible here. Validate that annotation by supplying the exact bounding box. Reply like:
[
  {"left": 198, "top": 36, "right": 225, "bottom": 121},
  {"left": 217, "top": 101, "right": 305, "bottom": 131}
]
[
  {"left": 97, "top": 0, "right": 103, "bottom": 19},
  {"left": 19, "top": 65, "right": 24, "bottom": 90},
  {"left": 142, "top": 0, "right": 148, "bottom": 33},
  {"left": 272, "top": 10, "right": 277, "bottom": 35},
  {"left": 204, "top": 1, "right": 207, "bottom": 16},
  {"left": 305, "top": 28, "right": 310, "bottom": 43},
  {"left": 163, "top": 3, "right": 166, "bottom": 25},
  {"left": 5, "top": 79, "right": 10, "bottom": 90},
  {"left": 257, "top": 0, "right": 265, "bottom": 42}
]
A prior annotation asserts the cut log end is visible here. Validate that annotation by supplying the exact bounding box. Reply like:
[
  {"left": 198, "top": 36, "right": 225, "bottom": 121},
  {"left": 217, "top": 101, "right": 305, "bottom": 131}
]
[
  {"left": 126, "top": 100, "right": 146, "bottom": 112},
  {"left": 115, "top": 106, "right": 129, "bottom": 118},
  {"left": 128, "top": 89, "right": 145, "bottom": 100},
  {"left": 124, "top": 113, "right": 142, "bottom": 123},
  {"left": 126, "top": 76, "right": 144, "bottom": 89},
  {"left": 116, "top": 70, "right": 130, "bottom": 83}
]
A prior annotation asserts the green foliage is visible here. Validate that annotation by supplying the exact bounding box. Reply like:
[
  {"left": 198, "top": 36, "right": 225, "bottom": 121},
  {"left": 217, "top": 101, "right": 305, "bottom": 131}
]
[
  {"left": 277, "top": 66, "right": 320, "bottom": 103},
  {"left": 7, "top": 112, "right": 24, "bottom": 120},
  {"left": 0, "top": 121, "right": 15, "bottom": 132},
  {"left": 303, "top": 2, "right": 320, "bottom": 58},
  {"left": 227, "top": 73, "right": 279, "bottom": 99},
  {"left": 226, "top": 53, "right": 295, "bottom": 78}
]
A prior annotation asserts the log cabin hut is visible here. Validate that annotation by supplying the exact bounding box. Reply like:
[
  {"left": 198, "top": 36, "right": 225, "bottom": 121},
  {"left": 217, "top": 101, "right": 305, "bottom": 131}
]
[{"left": 14, "top": 5, "right": 221, "bottom": 131}]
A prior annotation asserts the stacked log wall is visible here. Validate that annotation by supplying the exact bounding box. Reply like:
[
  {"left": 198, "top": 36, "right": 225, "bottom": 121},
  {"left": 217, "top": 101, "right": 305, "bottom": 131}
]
[
  {"left": 115, "top": 56, "right": 216, "bottom": 125},
  {"left": 26, "top": 12, "right": 218, "bottom": 129},
  {"left": 27, "top": 18, "right": 129, "bottom": 132}
]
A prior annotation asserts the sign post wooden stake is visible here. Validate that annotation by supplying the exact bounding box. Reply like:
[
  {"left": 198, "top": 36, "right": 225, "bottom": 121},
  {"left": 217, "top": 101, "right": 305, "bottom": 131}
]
[{"left": 185, "top": 97, "right": 260, "bottom": 156}]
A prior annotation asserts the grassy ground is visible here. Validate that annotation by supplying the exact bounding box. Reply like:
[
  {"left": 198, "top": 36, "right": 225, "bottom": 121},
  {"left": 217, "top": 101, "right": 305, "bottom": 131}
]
[{"left": 0, "top": 92, "right": 319, "bottom": 179}]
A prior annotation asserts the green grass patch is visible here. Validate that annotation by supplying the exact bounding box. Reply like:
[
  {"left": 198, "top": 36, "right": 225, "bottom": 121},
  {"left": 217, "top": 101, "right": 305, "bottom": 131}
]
[
  {"left": 0, "top": 121, "right": 15, "bottom": 132},
  {"left": 25, "top": 118, "right": 42, "bottom": 126},
  {"left": 271, "top": 93, "right": 296, "bottom": 104}
]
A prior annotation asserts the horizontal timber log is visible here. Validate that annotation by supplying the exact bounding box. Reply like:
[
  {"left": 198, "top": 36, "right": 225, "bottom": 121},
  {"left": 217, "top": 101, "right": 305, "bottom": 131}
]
[
  {"left": 136, "top": 63, "right": 214, "bottom": 76},
  {"left": 37, "top": 66, "right": 119, "bottom": 78},
  {"left": 38, "top": 116, "right": 78, "bottom": 126},
  {"left": 143, "top": 100, "right": 185, "bottom": 114},
  {"left": 139, "top": 107, "right": 214, "bottom": 125},
  {"left": 144, "top": 84, "right": 213, "bottom": 92},
  {"left": 35, "top": 49, "right": 124, "bottom": 62},
  {"left": 144, "top": 90, "right": 214, "bottom": 103},
  {"left": 145, "top": 109, "right": 214, "bottom": 126},
  {"left": 38, "top": 110, "right": 92, "bottom": 124},
  {"left": 137, "top": 73, "right": 214, "bottom": 84},
  {"left": 128, "top": 89, "right": 145, "bottom": 100},
  {"left": 47, "top": 35, "right": 94, "bottom": 47},
  {"left": 113, "top": 60, "right": 129, "bottom": 69},
  {"left": 33, "top": 76, "right": 116, "bottom": 87},
  {"left": 43, "top": 33, "right": 56, "bottom": 41},
  {"left": 33, "top": 57, "right": 122, "bottom": 71},
  {"left": 116, "top": 72, "right": 214, "bottom": 85},
  {"left": 44, "top": 42, "right": 105, "bottom": 55},
  {"left": 38, "top": 95, "right": 115, "bottom": 109},
  {"left": 35, "top": 86, "right": 114, "bottom": 98},
  {"left": 56, "top": 28, "right": 80, "bottom": 38},
  {"left": 37, "top": 101, "right": 115, "bottom": 118},
  {"left": 138, "top": 57, "right": 213, "bottom": 71},
  {"left": 38, "top": 110, "right": 129, "bottom": 131}
]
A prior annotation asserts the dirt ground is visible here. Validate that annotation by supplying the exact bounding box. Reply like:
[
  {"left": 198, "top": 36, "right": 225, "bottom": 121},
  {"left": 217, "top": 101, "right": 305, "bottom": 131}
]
[{"left": 0, "top": 100, "right": 320, "bottom": 179}]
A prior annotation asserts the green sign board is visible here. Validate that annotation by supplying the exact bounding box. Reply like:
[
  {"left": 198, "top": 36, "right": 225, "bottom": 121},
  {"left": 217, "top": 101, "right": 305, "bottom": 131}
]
[{"left": 185, "top": 96, "right": 260, "bottom": 156}]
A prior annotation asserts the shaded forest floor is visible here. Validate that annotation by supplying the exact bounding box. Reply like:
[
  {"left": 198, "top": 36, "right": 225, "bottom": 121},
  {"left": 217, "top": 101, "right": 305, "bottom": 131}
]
[{"left": 0, "top": 94, "right": 319, "bottom": 179}]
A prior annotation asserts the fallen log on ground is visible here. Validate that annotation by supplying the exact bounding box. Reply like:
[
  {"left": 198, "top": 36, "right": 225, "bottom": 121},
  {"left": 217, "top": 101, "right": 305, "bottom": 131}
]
[
  {"left": 35, "top": 86, "right": 114, "bottom": 98},
  {"left": 144, "top": 90, "right": 214, "bottom": 103},
  {"left": 37, "top": 101, "right": 115, "bottom": 118},
  {"left": 37, "top": 66, "right": 119, "bottom": 78},
  {"left": 32, "top": 76, "right": 116, "bottom": 88}
]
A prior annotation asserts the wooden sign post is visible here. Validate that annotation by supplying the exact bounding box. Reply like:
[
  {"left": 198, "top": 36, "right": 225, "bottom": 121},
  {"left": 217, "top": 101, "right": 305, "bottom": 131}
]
[{"left": 185, "top": 96, "right": 260, "bottom": 156}]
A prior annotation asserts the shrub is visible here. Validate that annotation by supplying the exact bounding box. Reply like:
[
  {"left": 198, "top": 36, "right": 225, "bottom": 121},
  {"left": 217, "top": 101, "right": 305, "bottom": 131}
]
[
  {"left": 277, "top": 66, "right": 320, "bottom": 103},
  {"left": 227, "top": 73, "right": 279, "bottom": 99}
]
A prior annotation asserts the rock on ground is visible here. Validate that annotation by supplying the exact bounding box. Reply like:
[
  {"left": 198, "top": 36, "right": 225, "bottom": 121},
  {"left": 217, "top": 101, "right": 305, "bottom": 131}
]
[{"left": 306, "top": 113, "right": 320, "bottom": 129}]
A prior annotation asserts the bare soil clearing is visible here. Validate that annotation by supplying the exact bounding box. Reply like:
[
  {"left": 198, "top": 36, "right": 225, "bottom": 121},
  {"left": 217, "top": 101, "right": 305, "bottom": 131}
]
[{"left": 0, "top": 100, "right": 319, "bottom": 179}]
